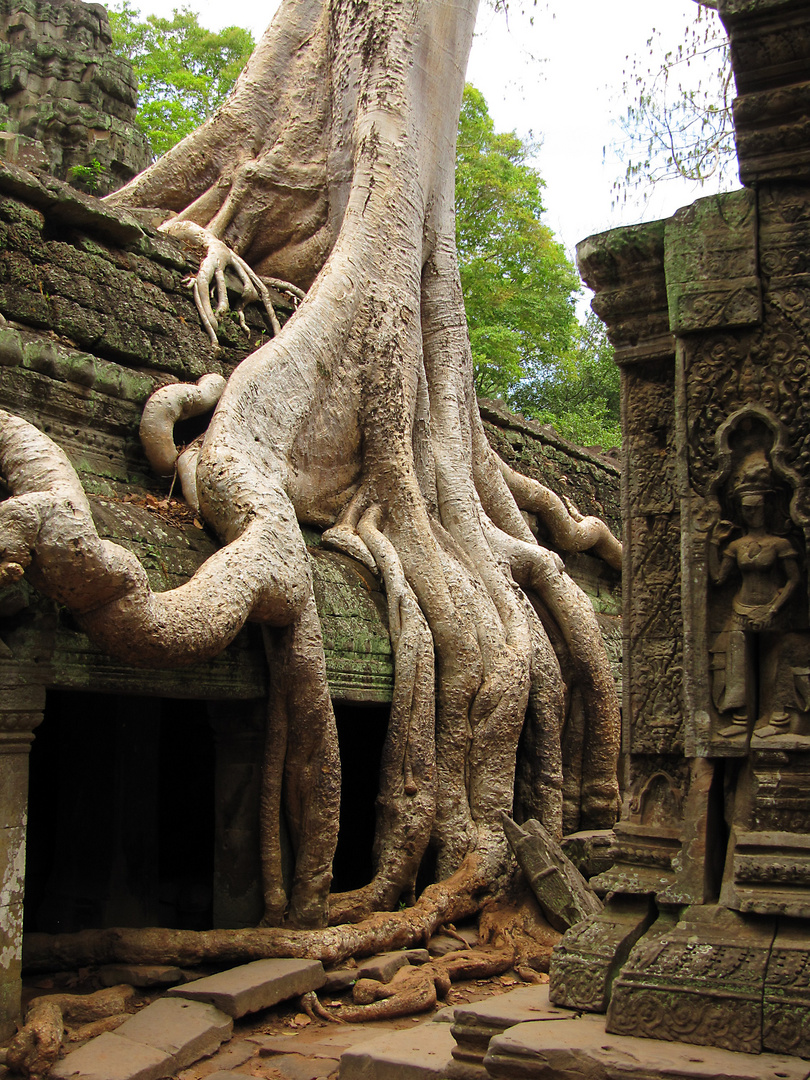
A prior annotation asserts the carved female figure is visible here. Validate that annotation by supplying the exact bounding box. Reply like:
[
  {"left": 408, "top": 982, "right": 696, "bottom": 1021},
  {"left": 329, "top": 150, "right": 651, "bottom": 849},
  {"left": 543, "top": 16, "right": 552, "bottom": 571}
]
[{"left": 709, "top": 423, "right": 804, "bottom": 740}]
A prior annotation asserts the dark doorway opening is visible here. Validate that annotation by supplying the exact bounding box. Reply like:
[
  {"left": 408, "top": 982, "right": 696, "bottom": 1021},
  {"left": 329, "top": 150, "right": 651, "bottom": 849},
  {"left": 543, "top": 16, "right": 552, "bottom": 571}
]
[
  {"left": 330, "top": 702, "right": 389, "bottom": 894},
  {"left": 25, "top": 691, "right": 215, "bottom": 933}
]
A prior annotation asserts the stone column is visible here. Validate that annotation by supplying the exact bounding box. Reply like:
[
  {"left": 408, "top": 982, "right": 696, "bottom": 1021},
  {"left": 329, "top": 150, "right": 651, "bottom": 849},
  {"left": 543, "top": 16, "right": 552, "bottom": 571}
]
[{"left": 0, "top": 670, "right": 44, "bottom": 1040}]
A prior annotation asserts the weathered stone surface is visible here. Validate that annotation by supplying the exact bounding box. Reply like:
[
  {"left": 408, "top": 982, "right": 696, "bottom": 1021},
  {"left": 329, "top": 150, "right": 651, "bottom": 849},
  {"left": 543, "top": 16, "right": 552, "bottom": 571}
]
[
  {"left": 448, "top": 985, "right": 571, "bottom": 1080},
  {"left": 606, "top": 906, "right": 775, "bottom": 1054},
  {"left": 321, "top": 967, "right": 358, "bottom": 993},
  {"left": 167, "top": 958, "right": 326, "bottom": 1018},
  {"left": 549, "top": 896, "right": 654, "bottom": 1014},
  {"left": 269, "top": 1054, "right": 338, "bottom": 1080},
  {"left": 355, "top": 950, "right": 429, "bottom": 983},
  {"left": 114, "top": 997, "right": 232, "bottom": 1068},
  {"left": 763, "top": 919, "right": 810, "bottom": 1058},
  {"left": 97, "top": 965, "right": 187, "bottom": 988},
  {"left": 503, "top": 815, "right": 602, "bottom": 933},
  {"left": 484, "top": 1016, "right": 810, "bottom": 1080},
  {"left": 338, "top": 1021, "right": 456, "bottom": 1080},
  {"left": 0, "top": 0, "right": 150, "bottom": 192},
  {"left": 664, "top": 190, "right": 761, "bottom": 333},
  {"left": 559, "top": 830, "right": 618, "bottom": 881},
  {"left": 49, "top": 1031, "right": 173, "bottom": 1080}
]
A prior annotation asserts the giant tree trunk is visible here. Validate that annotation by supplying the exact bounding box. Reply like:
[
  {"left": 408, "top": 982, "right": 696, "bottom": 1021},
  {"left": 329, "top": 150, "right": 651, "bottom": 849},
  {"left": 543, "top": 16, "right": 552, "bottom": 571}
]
[{"left": 0, "top": 0, "right": 621, "bottom": 942}]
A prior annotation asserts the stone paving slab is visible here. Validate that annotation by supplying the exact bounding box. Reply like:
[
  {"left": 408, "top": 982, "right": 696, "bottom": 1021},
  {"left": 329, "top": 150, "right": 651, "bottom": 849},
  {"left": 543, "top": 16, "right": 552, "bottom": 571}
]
[
  {"left": 321, "top": 968, "right": 358, "bottom": 993},
  {"left": 427, "top": 934, "right": 468, "bottom": 957},
  {"left": 50, "top": 1031, "right": 173, "bottom": 1080},
  {"left": 271, "top": 1052, "right": 339, "bottom": 1080},
  {"left": 251, "top": 1025, "right": 402, "bottom": 1059},
  {"left": 338, "top": 1021, "right": 456, "bottom": 1080},
  {"left": 449, "top": 986, "right": 577, "bottom": 1078},
  {"left": 168, "top": 958, "right": 326, "bottom": 1018},
  {"left": 484, "top": 1018, "right": 810, "bottom": 1079},
  {"left": 116, "top": 997, "right": 232, "bottom": 1069}
]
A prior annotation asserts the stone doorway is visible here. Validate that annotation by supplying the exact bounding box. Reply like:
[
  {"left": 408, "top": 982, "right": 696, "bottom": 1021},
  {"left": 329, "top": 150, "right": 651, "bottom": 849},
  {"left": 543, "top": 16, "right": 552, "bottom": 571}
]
[{"left": 25, "top": 690, "right": 216, "bottom": 934}]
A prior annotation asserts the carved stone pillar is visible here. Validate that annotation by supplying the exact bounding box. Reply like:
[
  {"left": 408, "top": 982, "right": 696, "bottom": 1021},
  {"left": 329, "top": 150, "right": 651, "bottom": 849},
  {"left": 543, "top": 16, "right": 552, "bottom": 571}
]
[
  {"left": 0, "top": 669, "right": 44, "bottom": 1040},
  {"left": 552, "top": 0, "right": 810, "bottom": 1056}
]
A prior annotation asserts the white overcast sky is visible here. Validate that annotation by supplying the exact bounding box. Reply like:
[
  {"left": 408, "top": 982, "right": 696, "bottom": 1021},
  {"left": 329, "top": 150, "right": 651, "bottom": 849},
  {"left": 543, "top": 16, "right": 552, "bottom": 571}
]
[{"left": 123, "top": 0, "right": 733, "bottom": 275}]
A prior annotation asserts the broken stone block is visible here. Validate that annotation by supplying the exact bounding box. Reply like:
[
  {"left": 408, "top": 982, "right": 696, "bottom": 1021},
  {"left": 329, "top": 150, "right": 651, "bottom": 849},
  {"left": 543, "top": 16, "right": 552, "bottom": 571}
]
[
  {"left": 97, "top": 965, "right": 186, "bottom": 988},
  {"left": 321, "top": 967, "right": 358, "bottom": 993},
  {"left": 502, "top": 814, "right": 602, "bottom": 933},
  {"left": 484, "top": 1016, "right": 810, "bottom": 1080},
  {"left": 427, "top": 934, "right": 467, "bottom": 957},
  {"left": 167, "top": 958, "right": 326, "bottom": 1018},
  {"left": 549, "top": 895, "right": 655, "bottom": 1013},
  {"left": 114, "top": 997, "right": 232, "bottom": 1069},
  {"left": 338, "top": 1021, "right": 456, "bottom": 1079},
  {"left": 49, "top": 1030, "right": 172, "bottom": 1080},
  {"left": 355, "top": 950, "right": 428, "bottom": 983},
  {"left": 448, "top": 985, "right": 572, "bottom": 1079}
]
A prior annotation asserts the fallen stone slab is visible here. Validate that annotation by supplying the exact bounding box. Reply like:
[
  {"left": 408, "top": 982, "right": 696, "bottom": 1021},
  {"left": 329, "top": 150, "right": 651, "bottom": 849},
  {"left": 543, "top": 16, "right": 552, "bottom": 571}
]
[
  {"left": 484, "top": 1017, "right": 810, "bottom": 1079},
  {"left": 251, "top": 1024, "right": 396, "bottom": 1059},
  {"left": 448, "top": 985, "right": 580, "bottom": 1079},
  {"left": 50, "top": 1031, "right": 172, "bottom": 1080},
  {"left": 97, "top": 964, "right": 187, "bottom": 988},
  {"left": 427, "top": 934, "right": 469, "bottom": 957},
  {"left": 339, "top": 1021, "right": 456, "bottom": 1080},
  {"left": 167, "top": 958, "right": 326, "bottom": 1018},
  {"left": 271, "top": 1052, "right": 339, "bottom": 1080},
  {"left": 115, "top": 997, "right": 232, "bottom": 1069},
  {"left": 355, "top": 950, "right": 428, "bottom": 983},
  {"left": 321, "top": 967, "right": 358, "bottom": 993},
  {"left": 502, "top": 814, "right": 602, "bottom": 933}
]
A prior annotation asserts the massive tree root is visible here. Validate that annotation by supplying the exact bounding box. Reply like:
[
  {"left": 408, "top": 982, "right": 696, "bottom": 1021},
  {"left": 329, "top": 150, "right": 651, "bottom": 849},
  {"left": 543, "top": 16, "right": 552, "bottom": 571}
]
[{"left": 2, "top": 0, "right": 621, "bottom": 973}]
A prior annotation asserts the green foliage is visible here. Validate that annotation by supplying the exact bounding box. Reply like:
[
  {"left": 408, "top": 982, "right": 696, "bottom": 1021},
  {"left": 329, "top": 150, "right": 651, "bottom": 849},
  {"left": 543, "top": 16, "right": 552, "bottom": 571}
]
[
  {"left": 616, "top": 2, "right": 736, "bottom": 197},
  {"left": 68, "top": 158, "right": 106, "bottom": 192},
  {"left": 456, "top": 84, "right": 581, "bottom": 401},
  {"left": 510, "top": 313, "right": 621, "bottom": 449},
  {"left": 456, "top": 85, "right": 620, "bottom": 448},
  {"left": 108, "top": 3, "right": 254, "bottom": 157}
]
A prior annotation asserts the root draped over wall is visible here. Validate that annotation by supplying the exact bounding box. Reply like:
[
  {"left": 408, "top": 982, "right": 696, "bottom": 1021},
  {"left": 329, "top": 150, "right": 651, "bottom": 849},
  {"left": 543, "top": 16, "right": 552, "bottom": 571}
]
[{"left": 0, "top": 0, "right": 621, "bottom": 951}]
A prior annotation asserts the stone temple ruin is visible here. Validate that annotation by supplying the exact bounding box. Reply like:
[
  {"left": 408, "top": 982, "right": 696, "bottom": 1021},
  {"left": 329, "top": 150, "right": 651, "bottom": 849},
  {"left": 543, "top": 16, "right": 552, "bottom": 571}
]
[
  {"left": 4, "top": 0, "right": 810, "bottom": 1076},
  {"left": 0, "top": 0, "right": 149, "bottom": 191},
  {"left": 0, "top": 131, "right": 621, "bottom": 1060},
  {"left": 548, "top": 0, "right": 810, "bottom": 1066}
]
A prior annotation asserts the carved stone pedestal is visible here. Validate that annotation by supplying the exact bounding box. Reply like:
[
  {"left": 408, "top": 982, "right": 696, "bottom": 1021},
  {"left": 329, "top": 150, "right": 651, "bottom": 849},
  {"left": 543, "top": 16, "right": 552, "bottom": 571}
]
[{"left": 607, "top": 906, "right": 773, "bottom": 1054}]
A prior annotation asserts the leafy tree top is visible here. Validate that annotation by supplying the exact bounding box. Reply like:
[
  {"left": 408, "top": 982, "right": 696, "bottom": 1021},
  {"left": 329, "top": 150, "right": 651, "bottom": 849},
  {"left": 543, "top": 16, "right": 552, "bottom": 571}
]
[
  {"left": 109, "top": 3, "right": 255, "bottom": 157},
  {"left": 456, "top": 84, "right": 581, "bottom": 401}
]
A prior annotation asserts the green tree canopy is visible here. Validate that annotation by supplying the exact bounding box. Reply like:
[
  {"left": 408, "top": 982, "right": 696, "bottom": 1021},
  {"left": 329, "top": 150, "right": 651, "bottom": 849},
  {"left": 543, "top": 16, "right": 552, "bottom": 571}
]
[
  {"left": 455, "top": 84, "right": 581, "bottom": 400},
  {"left": 109, "top": 3, "right": 254, "bottom": 157},
  {"left": 456, "top": 84, "right": 619, "bottom": 448},
  {"left": 510, "top": 312, "right": 620, "bottom": 450}
]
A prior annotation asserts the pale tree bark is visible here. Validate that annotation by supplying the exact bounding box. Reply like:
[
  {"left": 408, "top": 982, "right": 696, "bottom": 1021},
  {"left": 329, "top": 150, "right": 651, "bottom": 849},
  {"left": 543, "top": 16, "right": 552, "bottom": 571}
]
[{"left": 1, "top": 0, "right": 621, "bottom": 975}]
